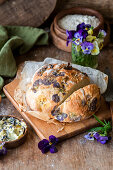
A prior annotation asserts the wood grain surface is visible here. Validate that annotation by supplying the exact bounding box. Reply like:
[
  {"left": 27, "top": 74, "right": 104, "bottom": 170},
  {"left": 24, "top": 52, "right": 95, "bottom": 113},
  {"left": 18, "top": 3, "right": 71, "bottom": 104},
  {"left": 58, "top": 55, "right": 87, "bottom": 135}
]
[
  {"left": 0, "top": 0, "right": 56, "bottom": 27},
  {"left": 0, "top": 43, "right": 113, "bottom": 170}
]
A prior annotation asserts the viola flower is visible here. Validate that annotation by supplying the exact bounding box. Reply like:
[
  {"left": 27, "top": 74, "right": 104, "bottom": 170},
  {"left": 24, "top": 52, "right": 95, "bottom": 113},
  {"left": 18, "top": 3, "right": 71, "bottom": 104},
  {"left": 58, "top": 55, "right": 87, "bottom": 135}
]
[
  {"left": 38, "top": 135, "right": 58, "bottom": 154},
  {"left": 86, "top": 35, "right": 96, "bottom": 42},
  {"left": 81, "top": 41, "right": 94, "bottom": 54},
  {"left": 74, "top": 30, "right": 83, "bottom": 44},
  {"left": 98, "top": 29, "right": 106, "bottom": 38},
  {"left": 77, "top": 22, "right": 86, "bottom": 30},
  {"left": 91, "top": 41, "right": 100, "bottom": 55},
  {"left": 84, "top": 132, "right": 96, "bottom": 141},
  {"left": 94, "top": 132, "right": 111, "bottom": 144},
  {"left": 73, "top": 30, "right": 88, "bottom": 45},
  {"left": 88, "top": 28, "right": 93, "bottom": 35},
  {"left": 85, "top": 24, "right": 91, "bottom": 30},
  {"left": 77, "top": 22, "right": 91, "bottom": 31},
  {"left": 96, "top": 38, "right": 104, "bottom": 50},
  {"left": 66, "top": 30, "right": 76, "bottom": 46},
  {"left": 0, "top": 142, "right": 7, "bottom": 156},
  {"left": 82, "top": 30, "right": 88, "bottom": 39}
]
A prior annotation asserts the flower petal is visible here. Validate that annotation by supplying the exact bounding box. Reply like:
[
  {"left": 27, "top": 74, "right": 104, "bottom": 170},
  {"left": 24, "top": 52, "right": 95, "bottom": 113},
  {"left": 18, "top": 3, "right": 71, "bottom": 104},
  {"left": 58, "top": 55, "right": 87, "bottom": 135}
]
[
  {"left": 41, "top": 145, "right": 50, "bottom": 154},
  {"left": 50, "top": 146, "right": 58, "bottom": 153},
  {"left": 49, "top": 135, "right": 57, "bottom": 143},
  {"left": 99, "top": 136, "right": 108, "bottom": 141},
  {"left": 84, "top": 132, "right": 95, "bottom": 141},
  {"left": 94, "top": 132, "right": 100, "bottom": 139},
  {"left": 38, "top": 139, "right": 49, "bottom": 150}
]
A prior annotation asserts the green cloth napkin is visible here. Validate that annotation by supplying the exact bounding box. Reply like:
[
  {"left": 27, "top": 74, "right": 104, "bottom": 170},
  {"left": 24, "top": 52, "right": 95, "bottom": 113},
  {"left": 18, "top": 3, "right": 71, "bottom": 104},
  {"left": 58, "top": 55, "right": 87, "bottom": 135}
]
[{"left": 0, "top": 25, "right": 48, "bottom": 91}]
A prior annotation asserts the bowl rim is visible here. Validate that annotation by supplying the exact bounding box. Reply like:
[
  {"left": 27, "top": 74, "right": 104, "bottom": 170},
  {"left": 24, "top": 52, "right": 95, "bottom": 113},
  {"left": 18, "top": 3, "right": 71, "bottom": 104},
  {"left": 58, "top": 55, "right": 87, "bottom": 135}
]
[
  {"left": 0, "top": 115, "right": 28, "bottom": 144},
  {"left": 54, "top": 7, "right": 104, "bottom": 34}
]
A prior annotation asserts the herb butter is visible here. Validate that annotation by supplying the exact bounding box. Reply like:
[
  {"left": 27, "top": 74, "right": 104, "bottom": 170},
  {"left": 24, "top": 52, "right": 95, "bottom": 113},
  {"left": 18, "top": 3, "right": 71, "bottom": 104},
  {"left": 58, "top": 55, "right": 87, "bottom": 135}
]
[{"left": 0, "top": 117, "right": 27, "bottom": 142}]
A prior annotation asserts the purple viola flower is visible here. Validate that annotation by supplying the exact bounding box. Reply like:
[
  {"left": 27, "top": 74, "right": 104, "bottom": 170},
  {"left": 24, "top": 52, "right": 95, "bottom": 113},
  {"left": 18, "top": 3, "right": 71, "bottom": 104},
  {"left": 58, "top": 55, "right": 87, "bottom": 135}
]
[
  {"left": 94, "top": 132, "right": 111, "bottom": 144},
  {"left": 77, "top": 22, "right": 91, "bottom": 31},
  {"left": 85, "top": 24, "right": 91, "bottom": 30},
  {"left": 82, "top": 30, "right": 88, "bottom": 39},
  {"left": 77, "top": 22, "right": 86, "bottom": 30},
  {"left": 66, "top": 30, "right": 76, "bottom": 46},
  {"left": 38, "top": 135, "right": 59, "bottom": 154},
  {"left": 0, "top": 142, "right": 7, "bottom": 156},
  {"left": 74, "top": 29, "right": 88, "bottom": 40},
  {"left": 38, "top": 139, "right": 50, "bottom": 153},
  {"left": 49, "top": 135, "right": 59, "bottom": 144},
  {"left": 81, "top": 41, "right": 94, "bottom": 54}
]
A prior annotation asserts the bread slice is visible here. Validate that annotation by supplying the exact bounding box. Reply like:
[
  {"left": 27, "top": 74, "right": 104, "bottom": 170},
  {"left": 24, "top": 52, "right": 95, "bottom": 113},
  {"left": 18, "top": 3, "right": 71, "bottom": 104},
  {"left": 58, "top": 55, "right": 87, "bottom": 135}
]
[
  {"left": 51, "top": 84, "right": 101, "bottom": 122},
  {"left": 26, "top": 63, "right": 90, "bottom": 119}
]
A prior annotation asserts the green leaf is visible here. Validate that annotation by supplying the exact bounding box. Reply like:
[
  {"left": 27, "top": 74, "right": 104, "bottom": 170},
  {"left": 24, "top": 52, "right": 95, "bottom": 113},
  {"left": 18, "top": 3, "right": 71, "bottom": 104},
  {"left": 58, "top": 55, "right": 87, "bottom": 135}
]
[
  {"left": 88, "top": 126, "right": 105, "bottom": 133},
  {"left": 93, "top": 114, "right": 105, "bottom": 126}
]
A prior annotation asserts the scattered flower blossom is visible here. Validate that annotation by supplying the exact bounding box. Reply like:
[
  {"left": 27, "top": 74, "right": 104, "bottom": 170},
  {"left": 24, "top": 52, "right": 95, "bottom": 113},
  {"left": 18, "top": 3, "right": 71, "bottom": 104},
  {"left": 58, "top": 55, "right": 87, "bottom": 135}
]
[
  {"left": 94, "top": 132, "right": 111, "bottom": 144},
  {"left": 38, "top": 135, "right": 58, "bottom": 154},
  {"left": 0, "top": 142, "right": 7, "bottom": 156},
  {"left": 84, "top": 132, "right": 96, "bottom": 141},
  {"left": 84, "top": 114, "right": 112, "bottom": 145}
]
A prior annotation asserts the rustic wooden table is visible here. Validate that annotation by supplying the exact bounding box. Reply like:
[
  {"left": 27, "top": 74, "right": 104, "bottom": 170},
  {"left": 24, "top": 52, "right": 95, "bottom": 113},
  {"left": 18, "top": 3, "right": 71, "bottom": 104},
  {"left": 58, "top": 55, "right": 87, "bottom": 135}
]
[{"left": 0, "top": 43, "right": 113, "bottom": 170}]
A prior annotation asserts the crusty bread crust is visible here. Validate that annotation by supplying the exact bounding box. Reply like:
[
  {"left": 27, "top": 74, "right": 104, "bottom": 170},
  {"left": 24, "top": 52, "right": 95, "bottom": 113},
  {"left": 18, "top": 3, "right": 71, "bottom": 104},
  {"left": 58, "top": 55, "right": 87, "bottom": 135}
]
[
  {"left": 26, "top": 63, "right": 90, "bottom": 119},
  {"left": 51, "top": 84, "right": 100, "bottom": 122}
]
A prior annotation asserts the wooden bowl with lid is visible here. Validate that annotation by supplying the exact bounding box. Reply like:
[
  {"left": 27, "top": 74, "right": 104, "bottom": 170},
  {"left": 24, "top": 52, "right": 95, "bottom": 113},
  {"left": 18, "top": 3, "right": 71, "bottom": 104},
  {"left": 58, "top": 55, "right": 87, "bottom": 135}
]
[
  {"left": 0, "top": 115, "right": 28, "bottom": 149},
  {"left": 54, "top": 7, "right": 104, "bottom": 40}
]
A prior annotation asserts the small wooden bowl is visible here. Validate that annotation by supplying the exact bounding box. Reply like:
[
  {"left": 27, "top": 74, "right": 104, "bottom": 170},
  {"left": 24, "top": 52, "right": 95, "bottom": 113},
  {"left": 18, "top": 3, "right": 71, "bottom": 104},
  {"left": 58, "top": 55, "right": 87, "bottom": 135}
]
[
  {"left": 50, "top": 22, "right": 71, "bottom": 52},
  {"left": 54, "top": 7, "right": 104, "bottom": 40},
  {"left": 0, "top": 115, "right": 28, "bottom": 149}
]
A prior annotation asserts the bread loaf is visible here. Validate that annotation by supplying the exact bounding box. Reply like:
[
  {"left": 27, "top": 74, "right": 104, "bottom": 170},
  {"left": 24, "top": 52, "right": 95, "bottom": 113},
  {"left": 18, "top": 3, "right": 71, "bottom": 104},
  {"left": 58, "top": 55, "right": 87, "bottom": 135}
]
[
  {"left": 51, "top": 84, "right": 100, "bottom": 122},
  {"left": 26, "top": 63, "right": 90, "bottom": 119}
]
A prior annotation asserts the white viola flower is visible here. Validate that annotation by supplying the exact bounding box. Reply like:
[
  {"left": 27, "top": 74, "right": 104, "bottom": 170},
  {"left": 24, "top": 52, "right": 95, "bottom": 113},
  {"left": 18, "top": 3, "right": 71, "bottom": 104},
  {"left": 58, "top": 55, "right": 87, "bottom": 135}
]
[
  {"left": 91, "top": 41, "right": 100, "bottom": 55},
  {"left": 84, "top": 132, "right": 96, "bottom": 141}
]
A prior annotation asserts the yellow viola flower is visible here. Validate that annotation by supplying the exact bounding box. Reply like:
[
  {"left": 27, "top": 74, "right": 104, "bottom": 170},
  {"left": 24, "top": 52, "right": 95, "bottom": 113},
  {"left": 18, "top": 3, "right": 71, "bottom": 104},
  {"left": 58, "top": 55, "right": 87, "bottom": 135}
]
[
  {"left": 88, "top": 29, "right": 93, "bottom": 35},
  {"left": 86, "top": 35, "right": 96, "bottom": 42},
  {"left": 91, "top": 41, "right": 100, "bottom": 55},
  {"left": 96, "top": 38, "right": 104, "bottom": 50}
]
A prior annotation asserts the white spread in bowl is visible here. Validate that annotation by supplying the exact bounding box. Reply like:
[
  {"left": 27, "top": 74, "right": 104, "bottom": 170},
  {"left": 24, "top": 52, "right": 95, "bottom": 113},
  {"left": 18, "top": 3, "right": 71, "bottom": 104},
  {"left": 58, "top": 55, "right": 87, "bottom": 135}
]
[
  {"left": 58, "top": 14, "right": 100, "bottom": 30},
  {"left": 0, "top": 116, "right": 27, "bottom": 142}
]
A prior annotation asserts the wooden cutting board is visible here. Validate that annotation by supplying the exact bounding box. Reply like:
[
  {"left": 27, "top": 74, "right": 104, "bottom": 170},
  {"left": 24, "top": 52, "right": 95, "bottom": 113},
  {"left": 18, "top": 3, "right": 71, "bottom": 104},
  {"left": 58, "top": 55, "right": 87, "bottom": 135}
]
[
  {"left": 0, "top": 0, "right": 56, "bottom": 27},
  {"left": 3, "top": 77, "right": 111, "bottom": 141}
]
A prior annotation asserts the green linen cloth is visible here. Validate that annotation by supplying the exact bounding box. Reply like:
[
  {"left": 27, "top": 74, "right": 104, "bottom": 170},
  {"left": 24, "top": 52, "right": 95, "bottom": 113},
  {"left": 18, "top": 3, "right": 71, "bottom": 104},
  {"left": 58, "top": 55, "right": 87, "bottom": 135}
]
[{"left": 0, "top": 25, "right": 48, "bottom": 91}]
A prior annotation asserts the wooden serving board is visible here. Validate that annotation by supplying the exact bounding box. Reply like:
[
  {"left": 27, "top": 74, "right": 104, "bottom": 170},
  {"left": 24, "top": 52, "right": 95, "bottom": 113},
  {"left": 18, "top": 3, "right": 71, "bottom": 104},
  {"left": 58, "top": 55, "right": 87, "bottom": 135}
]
[{"left": 3, "top": 78, "right": 111, "bottom": 141}]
